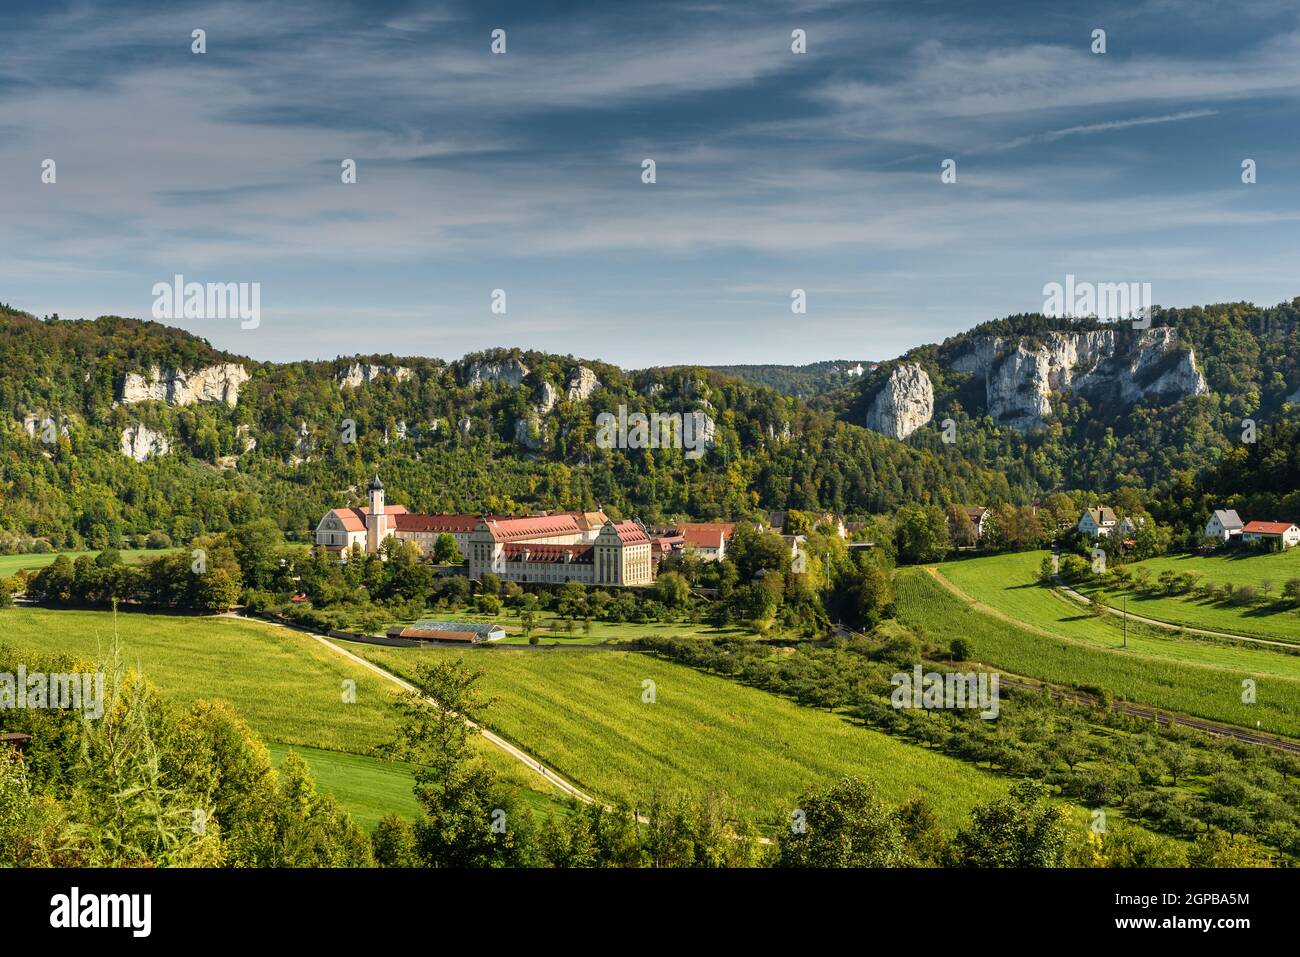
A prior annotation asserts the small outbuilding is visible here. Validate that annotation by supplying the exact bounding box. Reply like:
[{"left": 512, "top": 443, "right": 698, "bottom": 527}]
[{"left": 386, "top": 620, "right": 506, "bottom": 644}]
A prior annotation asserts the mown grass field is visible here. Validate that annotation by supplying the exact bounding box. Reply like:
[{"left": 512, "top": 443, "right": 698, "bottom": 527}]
[
  {"left": 344, "top": 641, "right": 1009, "bottom": 830},
  {"left": 1075, "top": 550, "right": 1300, "bottom": 644},
  {"left": 1, "top": 607, "right": 566, "bottom": 826},
  {"left": 0, "top": 548, "right": 170, "bottom": 577},
  {"left": 897, "top": 568, "right": 1300, "bottom": 738},
  {"left": 938, "top": 551, "right": 1300, "bottom": 680}
]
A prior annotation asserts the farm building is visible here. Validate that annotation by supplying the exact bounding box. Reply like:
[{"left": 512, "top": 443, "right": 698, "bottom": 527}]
[
  {"left": 1205, "top": 509, "right": 1244, "bottom": 543},
  {"left": 386, "top": 621, "right": 507, "bottom": 644},
  {"left": 1240, "top": 521, "right": 1300, "bottom": 549},
  {"left": 1077, "top": 507, "right": 1118, "bottom": 539}
]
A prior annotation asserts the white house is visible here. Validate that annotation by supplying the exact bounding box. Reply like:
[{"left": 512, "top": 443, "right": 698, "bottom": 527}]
[
  {"left": 1077, "top": 507, "right": 1118, "bottom": 539},
  {"left": 1204, "top": 509, "right": 1244, "bottom": 543},
  {"left": 1240, "top": 521, "right": 1300, "bottom": 549}
]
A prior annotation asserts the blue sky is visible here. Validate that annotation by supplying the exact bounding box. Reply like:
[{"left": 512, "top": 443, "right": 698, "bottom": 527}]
[{"left": 2, "top": 0, "right": 1299, "bottom": 366}]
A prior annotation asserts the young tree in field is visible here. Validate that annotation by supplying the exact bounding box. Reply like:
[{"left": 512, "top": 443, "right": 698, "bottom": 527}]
[
  {"left": 946, "top": 780, "right": 1071, "bottom": 868},
  {"left": 381, "top": 658, "right": 532, "bottom": 867},
  {"left": 776, "top": 776, "right": 912, "bottom": 868}
]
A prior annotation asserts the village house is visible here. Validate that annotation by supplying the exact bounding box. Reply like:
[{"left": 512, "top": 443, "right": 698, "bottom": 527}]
[
  {"left": 1077, "top": 507, "right": 1118, "bottom": 539},
  {"left": 1240, "top": 521, "right": 1300, "bottom": 549},
  {"left": 1204, "top": 509, "right": 1244, "bottom": 543},
  {"left": 676, "top": 522, "right": 736, "bottom": 562},
  {"left": 964, "top": 506, "right": 991, "bottom": 542}
]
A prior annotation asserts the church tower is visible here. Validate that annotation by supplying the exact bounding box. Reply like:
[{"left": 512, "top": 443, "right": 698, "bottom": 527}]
[{"left": 366, "top": 473, "right": 386, "bottom": 554}]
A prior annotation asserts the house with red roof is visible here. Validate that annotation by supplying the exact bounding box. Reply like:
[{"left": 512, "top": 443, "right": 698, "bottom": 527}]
[
  {"left": 675, "top": 522, "right": 736, "bottom": 562},
  {"left": 1240, "top": 521, "right": 1300, "bottom": 549}
]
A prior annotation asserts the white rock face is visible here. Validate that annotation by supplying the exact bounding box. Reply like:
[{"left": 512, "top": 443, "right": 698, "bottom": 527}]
[
  {"left": 120, "top": 364, "right": 249, "bottom": 407},
  {"left": 566, "top": 366, "right": 601, "bottom": 401},
  {"left": 336, "top": 362, "right": 413, "bottom": 389},
  {"left": 466, "top": 358, "right": 529, "bottom": 390},
  {"left": 865, "top": 363, "right": 934, "bottom": 439},
  {"left": 22, "top": 414, "right": 70, "bottom": 440},
  {"left": 953, "top": 327, "right": 1207, "bottom": 432},
  {"left": 536, "top": 381, "right": 559, "bottom": 415},
  {"left": 514, "top": 413, "right": 546, "bottom": 451},
  {"left": 236, "top": 424, "right": 257, "bottom": 452},
  {"left": 691, "top": 412, "right": 719, "bottom": 450},
  {"left": 120, "top": 424, "right": 170, "bottom": 461}
]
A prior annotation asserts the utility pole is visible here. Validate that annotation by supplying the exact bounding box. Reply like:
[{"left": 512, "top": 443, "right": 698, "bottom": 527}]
[{"left": 1123, "top": 597, "right": 1128, "bottom": 648}]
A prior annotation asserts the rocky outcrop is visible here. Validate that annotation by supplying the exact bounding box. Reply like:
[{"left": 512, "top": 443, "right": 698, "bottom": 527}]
[
  {"left": 536, "top": 381, "right": 559, "bottom": 415},
  {"left": 236, "top": 424, "right": 256, "bottom": 453},
  {"left": 566, "top": 366, "right": 601, "bottom": 402},
  {"left": 336, "top": 362, "right": 412, "bottom": 389},
  {"left": 865, "top": 364, "right": 934, "bottom": 439},
  {"left": 120, "top": 363, "right": 249, "bottom": 407},
  {"left": 120, "top": 424, "right": 170, "bottom": 461},
  {"left": 22, "top": 414, "right": 70, "bottom": 441},
  {"left": 514, "top": 413, "right": 546, "bottom": 451},
  {"left": 466, "top": 358, "right": 529, "bottom": 390},
  {"left": 952, "top": 327, "right": 1207, "bottom": 432}
]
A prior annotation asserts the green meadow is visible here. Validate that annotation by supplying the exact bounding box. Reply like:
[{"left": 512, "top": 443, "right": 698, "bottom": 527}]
[
  {"left": 897, "top": 567, "right": 1300, "bottom": 738},
  {"left": 344, "top": 641, "right": 1009, "bottom": 830},
  {"left": 1074, "top": 550, "right": 1300, "bottom": 644},
  {"left": 0, "top": 548, "right": 169, "bottom": 577},
  {"left": 0, "top": 607, "right": 566, "bottom": 826}
]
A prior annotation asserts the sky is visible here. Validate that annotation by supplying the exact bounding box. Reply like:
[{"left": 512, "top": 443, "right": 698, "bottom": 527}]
[{"left": 2, "top": 0, "right": 1299, "bottom": 367}]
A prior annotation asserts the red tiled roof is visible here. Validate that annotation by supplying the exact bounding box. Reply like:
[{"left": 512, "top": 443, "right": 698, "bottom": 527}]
[
  {"left": 482, "top": 515, "right": 583, "bottom": 541},
  {"left": 328, "top": 504, "right": 409, "bottom": 532},
  {"left": 392, "top": 513, "right": 479, "bottom": 533},
  {"left": 1242, "top": 521, "right": 1298, "bottom": 535},
  {"left": 502, "top": 543, "right": 593, "bottom": 563},
  {"left": 678, "top": 525, "right": 726, "bottom": 549},
  {"left": 612, "top": 520, "right": 649, "bottom": 544}
]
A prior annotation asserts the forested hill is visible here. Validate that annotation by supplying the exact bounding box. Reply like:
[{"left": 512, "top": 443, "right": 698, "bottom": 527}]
[
  {"left": 825, "top": 300, "right": 1300, "bottom": 505},
  {"left": 3, "top": 298, "right": 1296, "bottom": 551},
  {"left": 703, "top": 361, "right": 872, "bottom": 398},
  {"left": 0, "top": 310, "right": 1002, "bottom": 550}
]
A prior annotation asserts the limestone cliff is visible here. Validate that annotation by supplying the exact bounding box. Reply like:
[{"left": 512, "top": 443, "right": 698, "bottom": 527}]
[
  {"left": 565, "top": 366, "right": 601, "bottom": 401},
  {"left": 466, "top": 358, "right": 529, "bottom": 390},
  {"left": 120, "top": 424, "right": 170, "bottom": 461},
  {"left": 864, "top": 363, "right": 934, "bottom": 439},
  {"left": 119, "top": 363, "right": 249, "bottom": 407},
  {"left": 336, "top": 362, "right": 413, "bottom": 389},
  {"left": 952, "top": 326, "right": 1207, "bottom": 432}
]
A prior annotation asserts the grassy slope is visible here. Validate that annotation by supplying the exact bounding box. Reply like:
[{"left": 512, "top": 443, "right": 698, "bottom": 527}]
[
  {"left": 897, "top": 568, "right": 1300, "bottom": 738},
  {"left": 939, "top": 552, "right": 1300, "bottom": 679},
  {"left": 1, "top": 607, "right": 565, "bottom": 826},
  {"left": 344, "top": 642, "right": 1008, "bottom": 830},
  {"left": 0, "top": 549, "right": 170, "bottom": 577},
  {"left": 1075, "top": 551, "right": 1300, "bottom": 644}
]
